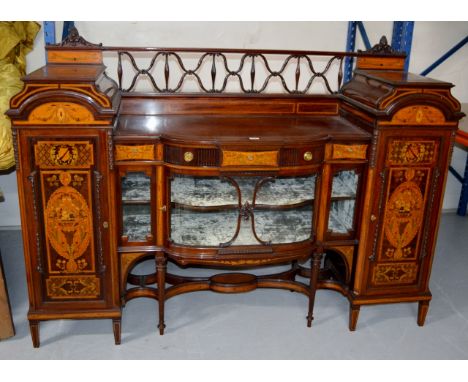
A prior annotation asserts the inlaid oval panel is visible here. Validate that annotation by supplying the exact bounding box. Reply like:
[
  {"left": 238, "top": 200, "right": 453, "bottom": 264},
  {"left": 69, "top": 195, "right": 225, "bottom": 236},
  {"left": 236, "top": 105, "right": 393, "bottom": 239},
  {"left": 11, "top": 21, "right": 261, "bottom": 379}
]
[
  {"left": 45, "top": 172, "right": 92, "bottom": 273},
  {"left": 383, "top": 174, "right": 424, "bottom": 260}
]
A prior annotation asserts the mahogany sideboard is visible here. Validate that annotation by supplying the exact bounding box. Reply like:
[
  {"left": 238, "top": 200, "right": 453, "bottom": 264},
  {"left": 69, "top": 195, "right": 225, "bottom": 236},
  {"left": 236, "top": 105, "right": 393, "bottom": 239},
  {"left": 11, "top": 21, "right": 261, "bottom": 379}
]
[{"left": 7, "top": 29, "right": 464, "bottom": 347}]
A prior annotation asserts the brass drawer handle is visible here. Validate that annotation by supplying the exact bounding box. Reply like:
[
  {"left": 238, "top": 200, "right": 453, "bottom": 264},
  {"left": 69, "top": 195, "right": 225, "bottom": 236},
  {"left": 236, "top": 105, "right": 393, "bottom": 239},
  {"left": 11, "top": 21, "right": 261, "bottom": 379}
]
[
  {"left": 184, "top": 151, "right": 194, "bottom": 163},
  {"left": 303, "top": 151, "right": 313, "bottom": 161}
]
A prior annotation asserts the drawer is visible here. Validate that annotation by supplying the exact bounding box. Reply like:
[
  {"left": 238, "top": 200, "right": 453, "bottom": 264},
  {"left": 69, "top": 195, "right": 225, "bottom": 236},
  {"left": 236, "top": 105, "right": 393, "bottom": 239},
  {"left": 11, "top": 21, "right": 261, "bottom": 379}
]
[
  {"left": 221, "top": 150, "right": 278, "bottom": 167},
  {"left": 279, "top": 147, "right": 323, "bottom": 166},
  {"left": 330, "top": 144, "right": 368, "bottom": 160},
  {"left": 115, "top": 144, "right": 155, "bottom": 161},
  {"left": 165, "top": 145, "right": 220, "bottom": 167}
]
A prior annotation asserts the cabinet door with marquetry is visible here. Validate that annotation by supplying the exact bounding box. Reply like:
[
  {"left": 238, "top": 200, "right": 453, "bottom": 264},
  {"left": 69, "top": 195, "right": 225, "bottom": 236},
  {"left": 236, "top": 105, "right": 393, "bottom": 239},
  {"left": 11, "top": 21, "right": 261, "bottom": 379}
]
[
  {"left": 364, "top": 132, "right": 451, "bottom": 295},
  {"left": 20, "top": 130, "right": 118, "bottom": 313}
]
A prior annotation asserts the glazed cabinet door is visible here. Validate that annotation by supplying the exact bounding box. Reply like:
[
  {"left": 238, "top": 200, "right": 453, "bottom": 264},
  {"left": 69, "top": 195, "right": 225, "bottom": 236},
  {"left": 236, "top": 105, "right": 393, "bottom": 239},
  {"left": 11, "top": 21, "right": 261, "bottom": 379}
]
[
  {"left": 363, "top": 132, "right": 453, "bottom": 295},
  {"left": 117, "top": 167, "right": 155, "bottom": 246},
  {"left": 18, "top": 129, "right": 117, "bottom": 312},
  {"left": 169, "top": 172, "right": 318, "bottom": 248},
  {"left": 324, "top": 165, "right": 365, "bottom": 241}
]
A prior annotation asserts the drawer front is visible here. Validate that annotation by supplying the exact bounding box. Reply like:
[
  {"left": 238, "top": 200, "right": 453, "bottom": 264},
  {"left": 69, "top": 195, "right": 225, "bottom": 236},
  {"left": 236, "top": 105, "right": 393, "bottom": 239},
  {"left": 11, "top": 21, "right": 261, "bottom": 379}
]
[
  {"left": 221, "top": 150, "right": 278, "bottom": 167},
  {"left": 331, "top": 144, "right": 368, "bottom": 160},
  {"left": 115, "top": 144, "right": 155, "bottom": 161},
  {"left": 165, "top": 146, "right": 220, "bottom": 167},
  {"left": 279, "top": 147, "right": 323, "bottom": 166}
]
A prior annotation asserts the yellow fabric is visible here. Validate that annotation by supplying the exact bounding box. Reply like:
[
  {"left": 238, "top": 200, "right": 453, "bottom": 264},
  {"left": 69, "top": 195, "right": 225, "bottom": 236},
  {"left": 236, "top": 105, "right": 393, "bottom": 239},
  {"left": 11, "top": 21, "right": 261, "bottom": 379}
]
[{"left": 0, "top": 21, "right": 40, "bottom": 171}]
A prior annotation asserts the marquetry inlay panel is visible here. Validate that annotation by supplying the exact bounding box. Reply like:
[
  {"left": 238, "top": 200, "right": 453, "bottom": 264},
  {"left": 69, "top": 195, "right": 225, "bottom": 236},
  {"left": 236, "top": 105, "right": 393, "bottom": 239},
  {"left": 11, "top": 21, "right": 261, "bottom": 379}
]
[
  {"left": 35, "top": 141, "right": 94, "bottom": 169},
  {"left": 382, "top": 105, "right": 445, "bottom": 125},
  {"left": 17, "top": 102, "right": 106, "bottom": 125},
  {"left": 387, "top": 140, "right": 438, "bottom": 166},
  {"left": 331, "top": 144, "right": 367, "bottom": 160},
  {"left": 221, "top": 150, "right": 278, "bottom": 167},
  {"left": 46, "top": 275, "right": 100, "bottom": 299},
  {"left": 115, "top": 144, "right": 155, "bottom": 161},
  {"left": 379, "top": 168, "right": 429, "bottom": 262},
  {"left": 372, "top": 263, "right": 418, "bottom": 285},
  {"left": 41, "top": 170, "right": 95, "bottom": 274}
]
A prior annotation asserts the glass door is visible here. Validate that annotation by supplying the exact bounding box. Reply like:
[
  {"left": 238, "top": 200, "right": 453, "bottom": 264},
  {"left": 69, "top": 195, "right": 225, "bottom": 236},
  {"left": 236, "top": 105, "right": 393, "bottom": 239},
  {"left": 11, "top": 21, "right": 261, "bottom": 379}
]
[
  {"left": 169, "top": 172, "right": 317, "bottom": 248},
  {"left": 119, "top": 168, "right": 154, "bottom": 244},
  {"left": 325, "top": 167, "right": 363, "bottom": 240}
]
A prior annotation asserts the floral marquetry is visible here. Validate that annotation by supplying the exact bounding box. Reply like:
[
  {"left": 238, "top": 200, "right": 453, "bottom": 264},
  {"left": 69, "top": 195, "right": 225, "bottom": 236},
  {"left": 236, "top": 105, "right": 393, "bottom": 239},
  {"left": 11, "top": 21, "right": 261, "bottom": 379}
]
[
  {"left": 386, "top": 106, "right": 446, "bottom": 125},
  {"left": 115, "top": 145, "right": 155, "bottom": 161},
  {"left": 41, "top": 170, "right": 95, "bottom": 274},
  {"left": 46, "top": 275, "right": 100, "bottom": 299},
  {"left": 372, "top": 263, "right": 418, "bottom": 285},
  {"left": 379, "top": 168, "right": 429, "bottom": 262},
  {"left": 18, "top": 102, "right": 108, "bottom": 125},
  {"left": 331, "top": 144, "right": 367, "bottom": 160},
  {"left": 387, "top": 140, "right": 437, "bottom": 166},
  {"left": 35, "top": 141, "right": 94, "bottom": 169}
]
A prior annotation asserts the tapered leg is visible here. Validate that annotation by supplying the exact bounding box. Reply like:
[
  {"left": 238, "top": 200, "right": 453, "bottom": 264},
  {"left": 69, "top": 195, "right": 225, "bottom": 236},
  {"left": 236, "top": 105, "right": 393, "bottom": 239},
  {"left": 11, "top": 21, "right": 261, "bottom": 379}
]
[
  {"left": 307, "top": 253, "right": 322, "bottom": 327},
  {"left": 29, "top": 320, "right": 40, "bottom": 348},
  {"left": 156, "top": 255, "right": 167, "bottom": 335},
  {"left": 349, "top": 305, "right": 360, "bottom": 331},
  {"left": 417, "top": 301, "right": 430, "bottom": 326},
  {"left": 112, "top": 318, "right": 121, "bottom": 345}
]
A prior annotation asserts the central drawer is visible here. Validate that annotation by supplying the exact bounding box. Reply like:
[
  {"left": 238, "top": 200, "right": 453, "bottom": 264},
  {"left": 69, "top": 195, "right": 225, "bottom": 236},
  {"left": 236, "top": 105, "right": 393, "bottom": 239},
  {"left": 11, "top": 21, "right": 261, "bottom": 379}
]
[
  {"left": 163, "top": 145, "right": 323, "bottom": 167},
  {"left": 221, "top": 150, "right": 279, "bottom": 167}
]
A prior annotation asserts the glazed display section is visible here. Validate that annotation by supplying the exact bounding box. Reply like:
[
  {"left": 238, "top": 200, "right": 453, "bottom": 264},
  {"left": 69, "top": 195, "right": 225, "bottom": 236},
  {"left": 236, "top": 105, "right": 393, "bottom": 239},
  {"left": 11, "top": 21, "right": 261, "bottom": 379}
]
[{"left": 7, "top": 29, "right": 464, "bottom": 347}]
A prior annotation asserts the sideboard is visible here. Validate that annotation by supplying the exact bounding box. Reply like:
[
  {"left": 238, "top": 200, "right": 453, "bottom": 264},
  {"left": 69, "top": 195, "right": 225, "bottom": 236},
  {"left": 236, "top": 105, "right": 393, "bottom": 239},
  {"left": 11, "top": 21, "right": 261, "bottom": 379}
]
[{"left": 7, "top": 29, "right": 464, "bottom": 347}]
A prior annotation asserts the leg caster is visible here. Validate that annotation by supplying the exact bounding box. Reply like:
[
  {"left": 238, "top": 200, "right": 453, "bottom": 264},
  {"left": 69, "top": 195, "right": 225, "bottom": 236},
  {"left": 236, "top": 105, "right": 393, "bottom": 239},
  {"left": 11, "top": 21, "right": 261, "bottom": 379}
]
[
  {"left": 417, "top": 301, "right": 430, "bottom": 326},
  {"left": 349, "top": 305, "right": 360, "bottom": 331},
  {"left": 112, "top": 318, "right": 121, "bottom": 345},
  {"left": 29, "top": 320, "right": 40, "bottom": 348}
]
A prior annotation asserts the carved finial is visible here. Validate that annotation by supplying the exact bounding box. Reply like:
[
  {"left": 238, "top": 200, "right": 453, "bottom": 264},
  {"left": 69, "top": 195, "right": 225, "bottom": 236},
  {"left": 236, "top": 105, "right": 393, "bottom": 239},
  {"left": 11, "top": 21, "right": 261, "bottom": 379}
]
[
  {"left": 369, "top": 35, "right": 396, "bottom": 54},
  {"left": 360, "top": 35, "right": 398, "bottom": 55},
  {"left": 58, "top": 26, "right": 102, "bottom": 47}
]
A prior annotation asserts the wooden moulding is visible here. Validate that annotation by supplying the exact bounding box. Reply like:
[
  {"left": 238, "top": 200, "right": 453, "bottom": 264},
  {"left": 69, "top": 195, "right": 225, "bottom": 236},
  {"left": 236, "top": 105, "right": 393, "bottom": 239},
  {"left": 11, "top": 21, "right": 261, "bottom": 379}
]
[
  {"left": 47, "top": 50, "right": 103, "bottom": 64},
  {"left": 209, "top": 273, "right": 258, "bottom": 293}
]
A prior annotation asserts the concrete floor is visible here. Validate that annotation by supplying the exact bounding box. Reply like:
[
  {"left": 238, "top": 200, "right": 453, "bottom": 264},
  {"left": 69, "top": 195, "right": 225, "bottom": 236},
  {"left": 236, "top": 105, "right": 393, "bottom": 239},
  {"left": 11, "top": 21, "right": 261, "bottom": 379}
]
[{"left": 0, "top": 213, "right": 467, "bottom": 359}]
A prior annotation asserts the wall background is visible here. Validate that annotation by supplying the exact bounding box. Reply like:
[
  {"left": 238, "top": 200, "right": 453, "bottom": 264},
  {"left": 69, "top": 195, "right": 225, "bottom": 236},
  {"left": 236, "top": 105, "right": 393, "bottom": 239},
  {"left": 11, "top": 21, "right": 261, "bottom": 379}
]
[{"left": 0, "top": 21, "right": 467, "bottom": 227}]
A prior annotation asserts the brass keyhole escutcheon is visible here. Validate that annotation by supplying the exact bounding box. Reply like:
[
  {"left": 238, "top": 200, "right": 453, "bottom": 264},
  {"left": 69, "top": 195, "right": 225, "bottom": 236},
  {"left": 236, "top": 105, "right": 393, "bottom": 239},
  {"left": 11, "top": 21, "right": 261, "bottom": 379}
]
[
  {"left": 103, "top": 221, "right": 109, "bottom": 229},
  {"left": 184, "top": 151, "right": 194, "bottom": 163},
  {"left": 303, "top": 151, "right": 313, "bottom": 161},
  {"left": 247, "top": 154, "right": 254, "bottom": 161},
  {"left": 370, "top": 214, "right": 377, "bottom": 222}
]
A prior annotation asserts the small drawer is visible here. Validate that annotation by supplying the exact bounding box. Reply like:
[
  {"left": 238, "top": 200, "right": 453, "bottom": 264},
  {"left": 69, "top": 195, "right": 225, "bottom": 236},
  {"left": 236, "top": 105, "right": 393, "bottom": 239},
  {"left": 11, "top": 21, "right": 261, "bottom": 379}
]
[
  {"left": 221, "top": 150, "right": 278, "bottom": 167},
  {"left": 165, "top": 146, "right": 220, "bottom": 167},
  {"left": 331, "top": 144, "right": 368, "bottom": 160},
  {"left": 279, "top": 147, "right": 323, "bottom": 166},
  {"left": 115, "top": 145, "right": 155, "bottom": 161}
]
